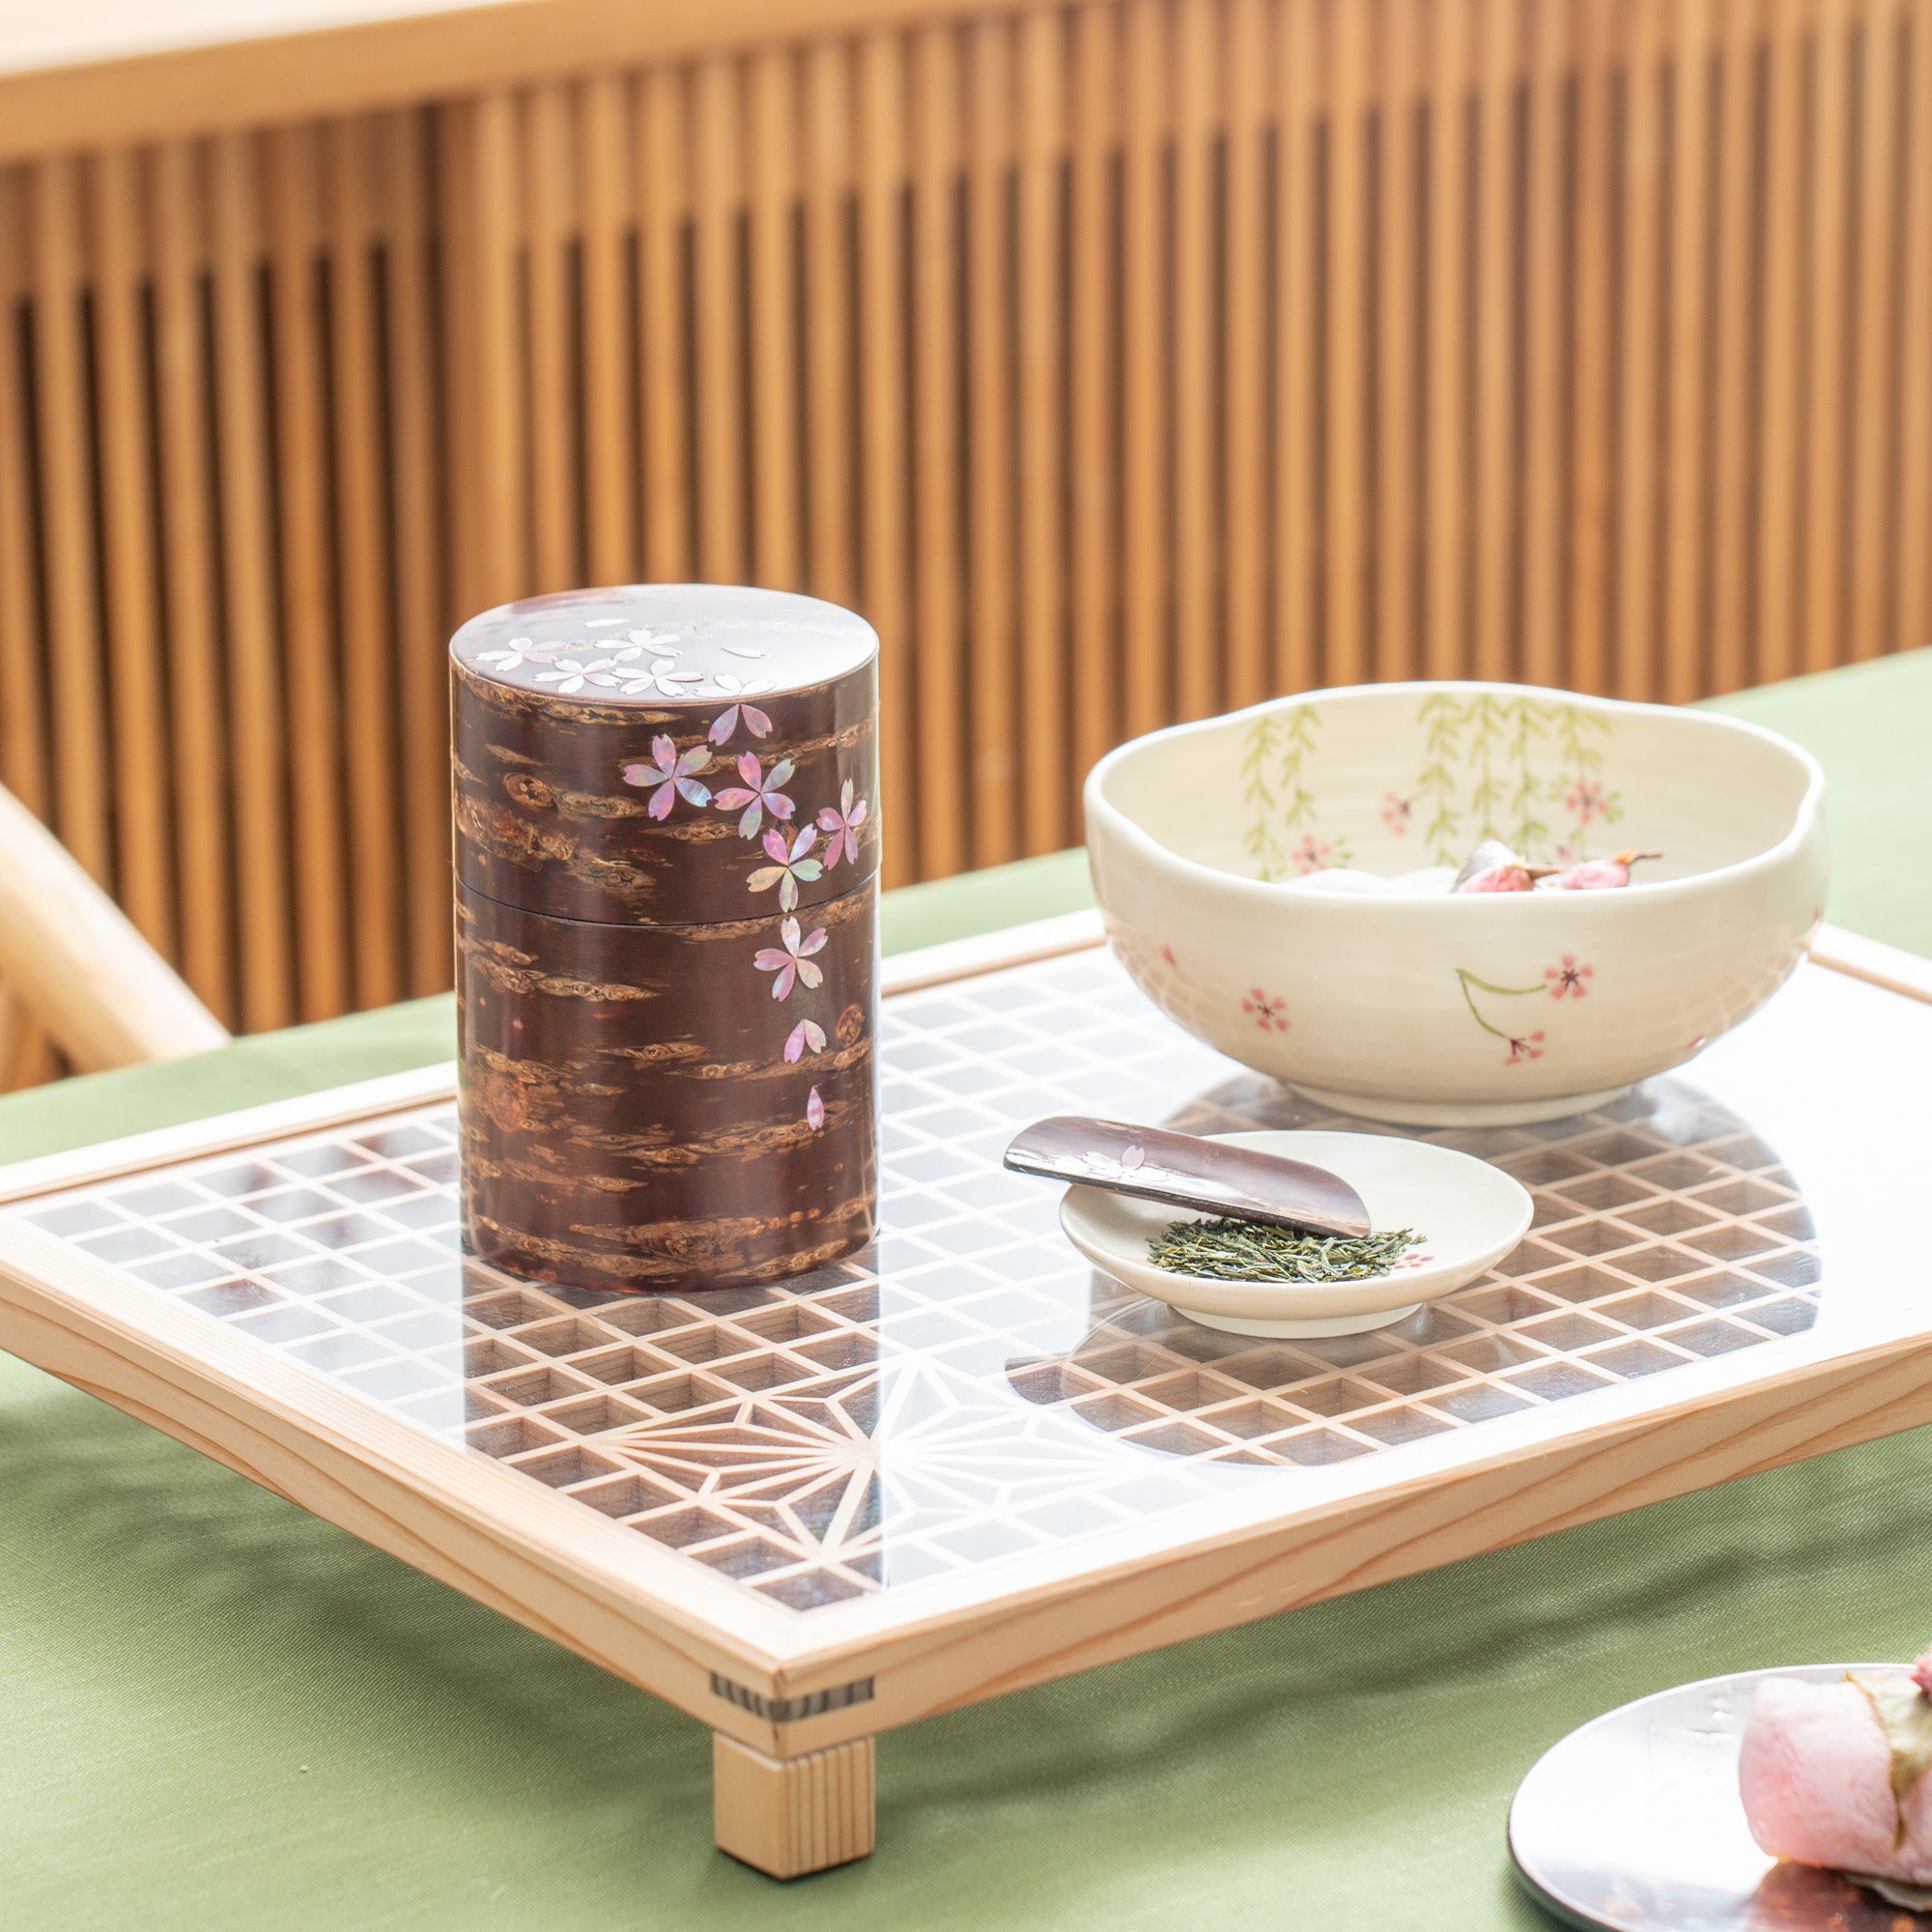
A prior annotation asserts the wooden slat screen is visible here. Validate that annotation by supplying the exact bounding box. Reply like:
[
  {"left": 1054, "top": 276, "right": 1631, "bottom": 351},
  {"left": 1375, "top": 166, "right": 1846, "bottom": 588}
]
[{"left": 1, "top": 0, "right": 1929, "bottom": 1083}]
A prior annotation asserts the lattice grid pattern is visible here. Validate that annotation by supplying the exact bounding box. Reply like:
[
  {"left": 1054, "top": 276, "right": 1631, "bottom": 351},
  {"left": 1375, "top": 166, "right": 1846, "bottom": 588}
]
[{"left": 8, "top": 949, "right": 1822, "bottom": 1611}]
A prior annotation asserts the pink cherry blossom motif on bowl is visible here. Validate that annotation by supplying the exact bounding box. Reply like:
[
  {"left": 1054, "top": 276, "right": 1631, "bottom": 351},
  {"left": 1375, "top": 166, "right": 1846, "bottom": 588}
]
[
  {"left": 1242, "top": 988, "right": 1290, "bottom": 1032},
  {"left": 1085, "top": 680, "right": 1828, "bottom": 1124}
]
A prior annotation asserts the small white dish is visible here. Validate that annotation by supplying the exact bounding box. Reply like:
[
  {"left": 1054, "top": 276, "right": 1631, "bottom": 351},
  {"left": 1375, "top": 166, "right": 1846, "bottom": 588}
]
[{"left": 1058, "top": 1129, "right": 1533, "bottom": 1337}]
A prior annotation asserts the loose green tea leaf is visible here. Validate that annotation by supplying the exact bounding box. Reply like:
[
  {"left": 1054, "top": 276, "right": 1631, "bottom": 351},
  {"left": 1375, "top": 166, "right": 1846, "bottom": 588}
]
[
  {"left": 1848, "top": 1670, "right": 1932, "bottom": 1848},
  {"left": 1149, "top": 1218, "right": 1424, "bottom": 1285}
]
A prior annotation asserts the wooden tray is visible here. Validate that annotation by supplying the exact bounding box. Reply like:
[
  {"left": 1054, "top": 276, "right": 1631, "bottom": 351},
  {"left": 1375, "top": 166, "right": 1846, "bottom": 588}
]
[{"left": 3, "top": 913, "right": 1930, "bottom": 1879}]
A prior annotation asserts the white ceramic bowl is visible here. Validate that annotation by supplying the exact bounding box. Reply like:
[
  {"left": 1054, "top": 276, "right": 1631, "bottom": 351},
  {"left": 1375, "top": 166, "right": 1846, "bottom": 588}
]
[
  {"left": 1084, "top": 682, "right": 1827, "bottom": 1124},
  {"left": 1059, "top": 1130, "right": 1534, "bottom": 1336}
]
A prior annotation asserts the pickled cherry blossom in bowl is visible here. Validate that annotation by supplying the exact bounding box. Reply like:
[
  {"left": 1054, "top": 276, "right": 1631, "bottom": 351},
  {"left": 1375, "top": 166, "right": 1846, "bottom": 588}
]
[{"left": 1083, "top": 681, "right": 1827, "bottom": 1125}]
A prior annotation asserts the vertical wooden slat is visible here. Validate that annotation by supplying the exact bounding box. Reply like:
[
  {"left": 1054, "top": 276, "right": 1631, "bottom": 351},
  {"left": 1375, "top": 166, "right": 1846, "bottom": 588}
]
[
  {"left": 264, "top": 126, "right": 351, "bottom": 1023},
  {"left": 1374, "top": 0, "right": 1422, "bottom": 685},
  {"left": 151, "top": 139, "right": 235, "bottom": 1021},
  {"left": 210, "top": 131, "right": 296, "bottom": 1032},
  {"left": 1662, "top": 0, "right": 1713, "bottom": 703},
  {"left": 636, "top": 69, "right": 691, "bottom": 582},
  {"left": 1423, "top": 0, "right": 1467, "bottom": 679},
  {"left": 0, "top": 171, "right": 48, "bottom": 822},
  {"left": 1068, "top": 2, "right": 1116, "bottom": 772},
  {"left": 379, "top": 110, "right": 448, "bottom": 997},
  {"left": 1567, "top": 0, "right": 1614, "bottom": 693},
  {"left": 913, "top": 22, "right": 968, "bottom": 874},
  {"left": 1224, "top": 0, "right": 1269, "bottom": 705},
  {"left": 325, "top": 118, "right": 404, "bottom": 1011},
  {"left": 1470, "top": 0, "right": 1513, "bottom": 682},
  {"left": 1897, "top": 0, "right": 1932, "bottom": 653},
  {"left": 1801, "top": 0, "right": 1850, "bottom": 671},
  {"left": 1754, "top": 0, "right": 1805, "bottom": 686},
  {"left": 1615, "top": 0, "right": 1664, "bottom": 699},
  {"left": 0, "top": 988, "right": 58, "bottom": 1094},
  {"left": 444, "top": 94, "right": 526, "bottom": 617},
  {"left": 1844, "top": 0, "right": 1897, "bottom": 662},
  {"left": 747, "top": 48, "right": 802, "bottom": 591},
  {"left": 1520, "top": 0, "right": 1567, "bottom": 688},
  {"left": 1121, "top": 0, "right": 1169, "bottom": 732},
  {"left": 1015, "top": 8, "right": 1065, "bottom": 847},
  {"left": 694, "top": 55, "right": 747, "bottom": 583},
  {"left": 803, "top": 44, "right": 853, "bottom": 606},
  {"left": 1174, "top": 0, "right": 1218, "bottom": 718},
  {"left": 857, "top": 30, "right": 912, "bottom": 876},
  {"left": 525, "top": 83, "right": 579, "bottom": 592},
  {"left": 1325, "top": 0, "right": 1371, "bottom": 686},
  {"left": 965, "top": 16, "right": 1017, "bottom": 860},
  {"left": 1274, "top": 0, "right": 1320, "bottom": 696},
  {"left": 88, "top": 148, "right": 175, "bottom": 952},
  {"left": 28, "top": 156, "right": 111, "bottom": 881},
  {"left": 1707, "top": 0, "right": 1756, "bottom": 695},
  {"left": 579, "top": 74, "right": 635, "bottom": 584}
]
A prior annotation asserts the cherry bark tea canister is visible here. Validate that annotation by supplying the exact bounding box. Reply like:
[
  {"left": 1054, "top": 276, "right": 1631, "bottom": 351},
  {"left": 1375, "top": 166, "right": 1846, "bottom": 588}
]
[{"left": 451, "top": 585, "right": 879, "bottom": 1293}]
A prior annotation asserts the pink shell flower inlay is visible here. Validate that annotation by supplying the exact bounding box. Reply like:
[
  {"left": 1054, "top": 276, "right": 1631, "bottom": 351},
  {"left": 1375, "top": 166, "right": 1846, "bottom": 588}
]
[
  {"left": 708, "top": 701, "right": 773, "bottom": 747},
  {"left": 785, "top": 1017, "right": 827, "bottom": 1064},
  {"left": 714, "top": 754, "right": 796, "bottom": 839},
  {"left": 621, "top": 736, "right": 712, "bottom": 820},
  {"left": 816, "top": 780, "right": 869, "bottom": 869},
  {"left": 749, "top": 824, "right": 823, "bottom": 913},
  {"left": 753, "top": 917, "right": 828, "bottom": 1002}
]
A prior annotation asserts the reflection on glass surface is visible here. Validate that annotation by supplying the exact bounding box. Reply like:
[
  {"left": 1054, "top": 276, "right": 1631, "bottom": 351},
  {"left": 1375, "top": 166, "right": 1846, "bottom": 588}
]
[
  {"left": 1007, "top": 1078, "right": 1821, "bottom": 1463},
  {"left": 3, "top": 951, "right": 1921, "bottom": 1613},
  {"left": 1510, "top": 1665, "right": 1914, "bottom": 1931}
]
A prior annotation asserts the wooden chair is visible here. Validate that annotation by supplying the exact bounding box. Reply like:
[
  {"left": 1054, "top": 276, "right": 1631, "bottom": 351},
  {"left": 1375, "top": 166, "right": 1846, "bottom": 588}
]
[{"left": 0, "top": 781, "right": 229, "bottom": 1091}]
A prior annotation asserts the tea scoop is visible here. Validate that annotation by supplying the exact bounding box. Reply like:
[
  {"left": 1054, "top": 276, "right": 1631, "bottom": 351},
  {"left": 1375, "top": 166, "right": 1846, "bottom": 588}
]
[{"left": 1002, "top": 1115, "right": 1371, "bottom": 1239}]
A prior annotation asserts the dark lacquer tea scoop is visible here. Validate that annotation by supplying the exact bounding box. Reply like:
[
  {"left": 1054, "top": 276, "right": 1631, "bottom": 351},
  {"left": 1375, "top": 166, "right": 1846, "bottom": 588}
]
[{"left": 1003, "top": 1116, "right": 1372, "bottom": 1239}]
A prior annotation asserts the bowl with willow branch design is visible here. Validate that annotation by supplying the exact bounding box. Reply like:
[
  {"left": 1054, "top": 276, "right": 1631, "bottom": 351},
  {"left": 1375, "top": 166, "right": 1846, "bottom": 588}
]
[{"left": 1083, "top": 682, "right": 1827, "bottom": 1125}]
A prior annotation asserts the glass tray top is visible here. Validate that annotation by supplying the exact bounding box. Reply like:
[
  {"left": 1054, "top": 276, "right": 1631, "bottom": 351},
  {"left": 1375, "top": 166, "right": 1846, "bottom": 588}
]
[{"left": 6, "top": 947, "right": 1924, "bottom": 1616}]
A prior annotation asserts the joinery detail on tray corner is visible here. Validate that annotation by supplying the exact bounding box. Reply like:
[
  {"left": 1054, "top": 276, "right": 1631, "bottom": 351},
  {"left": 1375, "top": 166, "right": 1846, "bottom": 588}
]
[{"left": 3, "top": 0, "right": 1931, "bottom": 1086}]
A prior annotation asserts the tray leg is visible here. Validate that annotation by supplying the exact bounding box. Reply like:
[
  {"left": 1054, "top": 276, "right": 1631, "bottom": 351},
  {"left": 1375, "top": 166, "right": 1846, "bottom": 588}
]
[{"left": 712, "top": 1732, "right": 876, "bottom": 1878}]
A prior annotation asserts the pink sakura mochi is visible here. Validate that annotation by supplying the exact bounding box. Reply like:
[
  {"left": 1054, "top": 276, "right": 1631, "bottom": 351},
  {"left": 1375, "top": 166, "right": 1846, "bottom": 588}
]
[{"left": 1739, "top": 1670, "right": 1932, "bottom": 1885}]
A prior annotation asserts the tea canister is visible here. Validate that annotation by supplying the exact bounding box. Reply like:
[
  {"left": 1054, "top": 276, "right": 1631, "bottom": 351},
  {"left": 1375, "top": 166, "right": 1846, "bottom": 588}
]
[{"left": 451, "top": 583, "right": 879, "bottom": 1294}]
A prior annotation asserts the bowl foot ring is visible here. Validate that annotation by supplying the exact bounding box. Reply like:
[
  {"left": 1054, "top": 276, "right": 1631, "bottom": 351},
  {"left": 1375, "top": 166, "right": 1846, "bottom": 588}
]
[{"left": 1286, "top": 1081, "right": 1634, "bottom": 1127}]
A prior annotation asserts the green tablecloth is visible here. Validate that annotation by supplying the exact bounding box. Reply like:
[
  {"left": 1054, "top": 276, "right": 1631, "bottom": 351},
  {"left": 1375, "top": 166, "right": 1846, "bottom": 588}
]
[{"left": 5, "top": 655, "right": 1930, "bottom": 1931}]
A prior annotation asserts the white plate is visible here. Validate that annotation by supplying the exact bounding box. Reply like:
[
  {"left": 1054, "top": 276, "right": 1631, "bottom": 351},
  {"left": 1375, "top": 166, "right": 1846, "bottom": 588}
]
[
  {"left": 1508, "top": 1664, "right": 1914, "bottom": 1931},
  {"left": 1058, "top": 1129, "right": 1533, "bottom": 1336}
]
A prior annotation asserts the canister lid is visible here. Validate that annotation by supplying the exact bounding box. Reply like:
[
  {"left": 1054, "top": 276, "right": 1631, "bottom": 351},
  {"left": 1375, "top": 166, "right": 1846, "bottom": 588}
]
[{"left": 452, "top": 584, "right": 879, "bottom": 925}]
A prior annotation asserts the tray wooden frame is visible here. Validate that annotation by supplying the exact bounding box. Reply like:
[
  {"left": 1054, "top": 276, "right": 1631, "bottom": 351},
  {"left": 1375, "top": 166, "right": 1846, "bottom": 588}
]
[{"left": 1, "top": 914, "right": 1928, "bottom": 1876}]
